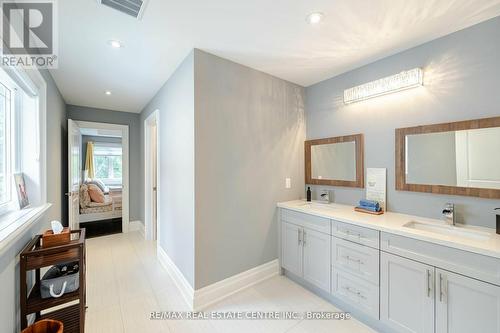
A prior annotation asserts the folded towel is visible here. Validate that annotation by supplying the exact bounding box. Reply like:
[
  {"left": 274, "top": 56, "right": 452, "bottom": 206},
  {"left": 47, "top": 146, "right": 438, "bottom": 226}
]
[
  {"left": 356, "top": 205, "right": 381, "bottom": 212},
  {"left": 359, "top": 199, "right": 380, "bottom": 210}
]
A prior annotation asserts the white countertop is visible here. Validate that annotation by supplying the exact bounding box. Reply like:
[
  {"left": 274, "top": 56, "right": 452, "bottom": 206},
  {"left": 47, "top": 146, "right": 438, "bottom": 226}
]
[{"left": 278, "top": 200, "right": 500, "bottom": 259}]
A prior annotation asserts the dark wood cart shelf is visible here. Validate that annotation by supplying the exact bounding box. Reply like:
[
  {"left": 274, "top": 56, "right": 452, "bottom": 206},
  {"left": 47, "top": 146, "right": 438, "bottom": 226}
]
[{"left": 20, "top": 229, "right": 86, "bottom": 333}]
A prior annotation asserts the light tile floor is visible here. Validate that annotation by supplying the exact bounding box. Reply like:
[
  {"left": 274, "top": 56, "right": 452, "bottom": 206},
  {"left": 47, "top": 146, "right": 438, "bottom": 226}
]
[{"left": 85, "top": 231, "right": 376, "bottom": 333}]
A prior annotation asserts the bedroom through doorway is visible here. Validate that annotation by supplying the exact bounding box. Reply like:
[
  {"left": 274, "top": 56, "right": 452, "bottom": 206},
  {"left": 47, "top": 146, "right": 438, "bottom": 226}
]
[{"left": 67, "top": 120, "right": 130, "bottom": 238}]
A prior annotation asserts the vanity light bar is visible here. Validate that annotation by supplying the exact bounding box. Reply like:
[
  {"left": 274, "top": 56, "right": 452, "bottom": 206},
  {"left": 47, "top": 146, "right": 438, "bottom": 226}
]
[{"left": 343, "top": 68, "right": 423, "bottom": 104}]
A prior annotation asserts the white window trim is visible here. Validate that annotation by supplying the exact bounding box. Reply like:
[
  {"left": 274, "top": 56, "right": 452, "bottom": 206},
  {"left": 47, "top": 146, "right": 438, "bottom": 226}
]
[{"left": 0, "top": 65, "right": 48, "bottom": 248}]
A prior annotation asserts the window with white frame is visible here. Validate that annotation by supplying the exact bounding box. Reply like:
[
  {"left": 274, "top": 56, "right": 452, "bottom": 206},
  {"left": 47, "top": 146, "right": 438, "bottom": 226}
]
[
  {"left": 0, "top": 66, "right": 44, "bottom": 219},
  {"left": 93, "top": 142, "right": 122, "bottom": 186}
]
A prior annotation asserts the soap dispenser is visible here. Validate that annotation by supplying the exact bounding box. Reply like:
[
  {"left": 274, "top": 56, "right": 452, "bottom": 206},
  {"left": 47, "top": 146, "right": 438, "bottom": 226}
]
[
  {"left": 496, "top": 208, "right": 500, "bottom": 235},
  {"left": 306, "top": 187, "right": 311, "bottom": 202}
]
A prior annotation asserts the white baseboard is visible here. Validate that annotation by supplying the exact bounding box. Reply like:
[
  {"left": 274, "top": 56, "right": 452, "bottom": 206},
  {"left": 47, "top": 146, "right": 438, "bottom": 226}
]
[
  {"left": 157, "top": 245, "right": 195, "bottom": 309},
  {"left": 193, "top": 259, "right": 279, "bottom": 311},
  {"left": 156, "top": 248, "right": 279, "bottom": 312},
  {"left": 129, "top": 220, "right": 145, "bottom": 238}
]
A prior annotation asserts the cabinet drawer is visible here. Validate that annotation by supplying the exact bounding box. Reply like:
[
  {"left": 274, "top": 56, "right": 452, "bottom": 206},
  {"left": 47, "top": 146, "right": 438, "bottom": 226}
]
[
  {"left": 281, "top": 209, "right": 330, "bottom": 234},
  {"left": 332, "top": 220, "right": 379, "bottom": 249},
  {"left": 381, "top": 232, "right": 500, "bottom": 286},
  {"left": 332, "top": 237, "right": 379, "bottom": 285},
  {"left": 331, "top": 267, "right": 379, "bottom": 319}
]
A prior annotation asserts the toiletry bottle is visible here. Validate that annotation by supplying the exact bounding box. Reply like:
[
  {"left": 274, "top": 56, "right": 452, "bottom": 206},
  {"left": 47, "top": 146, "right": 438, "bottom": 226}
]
[
  {"left": 307, "top": 187, "right": 311, "bottom": 202},
  {"left": 496, "top": 208, "right": 500, "bottom": 235}
]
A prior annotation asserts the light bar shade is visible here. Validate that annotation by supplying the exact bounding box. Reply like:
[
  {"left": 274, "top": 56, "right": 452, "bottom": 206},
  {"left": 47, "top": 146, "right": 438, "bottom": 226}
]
[{"left": 343, "top": 68, "right": 423, "bottom": 104}]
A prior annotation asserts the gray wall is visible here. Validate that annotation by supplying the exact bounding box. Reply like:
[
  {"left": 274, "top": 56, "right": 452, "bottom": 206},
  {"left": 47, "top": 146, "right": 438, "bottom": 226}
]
[
  {"left": 0, "top": 69, "right": 66, "bottom": 333},
  {"left": 42, "top": 70, "right": 68, "bottom": 223},
  {"left": 194, "top": 50, "right": 305, "bottom": 289},
  {"left": 67, "top": 105, "right": 141, "bottom": 221},
  {"left": 140, "top": 51, "right": 196, "bottom": 287},
  {"left": 81, "top": 135, "right": 122, "bottom": 167},
  {"left": 305, "top": 17, "right": 500, "bottom": 227}
]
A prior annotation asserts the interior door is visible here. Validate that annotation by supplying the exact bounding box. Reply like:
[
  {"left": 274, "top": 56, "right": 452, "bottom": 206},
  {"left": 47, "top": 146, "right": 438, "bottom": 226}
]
[
  {"left": 436, "top": 269, "right": 500, "bottom": 333},
  {"left": 152, "top": 122, "right": 158, "bottom": 240},
  {"left": 67, "top": 119, "right": 81, "bottom": 230},
  {"left": 380, "top": 252, "right": 435, "bottom": 333}
]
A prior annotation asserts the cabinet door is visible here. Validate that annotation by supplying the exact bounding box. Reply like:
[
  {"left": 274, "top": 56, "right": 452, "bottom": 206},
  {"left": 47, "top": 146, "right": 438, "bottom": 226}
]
[
  {"left": 302, "top": 228, "right": 331, "bottom": 292},
  {"left": 281, "top": 222, "right": 302, "bottom": 277},
  {"left": 436, "top": 269, "right": 500, "bottom": 333},
  {"left": 381, "top": 252, "right": 435, "bottom": 333}
]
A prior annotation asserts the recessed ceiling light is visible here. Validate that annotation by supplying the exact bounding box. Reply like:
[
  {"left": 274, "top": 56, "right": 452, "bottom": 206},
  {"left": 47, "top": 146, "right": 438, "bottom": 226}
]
[
  {"left": 306, "top": 12, "right": 324, "bottom": 25},
  {"left": 108, "top": 40, "right": 123, "bottom": 48},
  {"left": 105, "top": 90, "right": 112, "bottom": 95}
]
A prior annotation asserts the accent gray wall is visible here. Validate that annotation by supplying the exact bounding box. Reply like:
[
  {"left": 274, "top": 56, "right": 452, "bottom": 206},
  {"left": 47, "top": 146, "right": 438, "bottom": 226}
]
[
  {"left": 43, "top": 70, "right": 68, "bottom": 224},
  {"left": 140, "top": 51, "right": 196, "bottom": 287},
  {"left": 305, "top": 17, "right": 500, "bottom": 227},
  {"left": 194, "top": 50, "right": 305, "bottom": 289},
  {"left": 66, "top": 105, "right": 141, "bottom": 221},
  {"left": 1, "top": 69, "right": 66, "bottom": 333}
]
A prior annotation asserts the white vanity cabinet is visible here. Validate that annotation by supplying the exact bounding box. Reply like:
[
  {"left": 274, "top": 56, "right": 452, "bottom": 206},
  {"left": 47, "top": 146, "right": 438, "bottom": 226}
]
[
  {"left": 281, "top": 221, "right": 303, "bottom": 277},
  {"left": 281, "top": 211, "right": 331, "bottom": 292},
  {"left": 279, "top": 204, "right": 500, "bottom": 333},
  {"left": 380, "top": 252, "right": 435, "bottom": 333},
  {"left": 302, "top": 228, "right": 331, "bottom": 291},
  {"left": 436, "top": 269, "right": 500, "bottom": 333},
  {"left": 381, "top": 232, "right": 500, "bottom": 333},
  {"left": 331, "top": 221, "right": 380, "bottom": 319}
]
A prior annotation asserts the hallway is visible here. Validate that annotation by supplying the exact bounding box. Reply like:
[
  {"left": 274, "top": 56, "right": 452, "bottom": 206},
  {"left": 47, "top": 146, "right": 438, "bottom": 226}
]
[{"left": 85, "top": 232, "right": 375, "bottom": 333}]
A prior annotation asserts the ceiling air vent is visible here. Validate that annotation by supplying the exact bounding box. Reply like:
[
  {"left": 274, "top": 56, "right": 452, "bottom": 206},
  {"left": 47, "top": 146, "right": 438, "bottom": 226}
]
[{"left": 99, "top": 0, "right": 148, "bottom": 19}]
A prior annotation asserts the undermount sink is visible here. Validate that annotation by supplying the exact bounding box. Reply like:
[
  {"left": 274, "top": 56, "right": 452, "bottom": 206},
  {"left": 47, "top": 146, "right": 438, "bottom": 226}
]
[
  {"left": 403, "top": 221, "right": 492, "bottom": 241},
  {"left": 297, "top": 202, "right": 337, "bottom": 210}
]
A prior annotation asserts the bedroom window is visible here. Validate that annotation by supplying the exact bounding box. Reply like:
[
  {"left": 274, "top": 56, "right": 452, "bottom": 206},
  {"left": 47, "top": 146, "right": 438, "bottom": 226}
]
[{"left": 93, "top": 143, "right": 122, "bottom": 186}]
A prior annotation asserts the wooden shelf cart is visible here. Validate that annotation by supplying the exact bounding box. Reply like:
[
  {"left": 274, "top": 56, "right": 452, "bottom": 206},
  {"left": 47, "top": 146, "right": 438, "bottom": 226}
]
[{"left": 20, "top": 229, "right": 86, "bottom": 333}]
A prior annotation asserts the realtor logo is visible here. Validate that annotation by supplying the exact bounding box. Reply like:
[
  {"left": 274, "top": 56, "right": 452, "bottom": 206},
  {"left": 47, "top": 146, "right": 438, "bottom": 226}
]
[{"left": 1, "top": 0, "right": 58, "bottom": 68}]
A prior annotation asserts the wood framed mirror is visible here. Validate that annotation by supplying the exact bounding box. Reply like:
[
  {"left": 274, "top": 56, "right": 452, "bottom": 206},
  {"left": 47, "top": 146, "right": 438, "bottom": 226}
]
[
  {"left": 396, "top": 116, "right": 500, "bottom": 199},
  {"left": 305, "top": 134, "right": 364, "bottom": 188}
]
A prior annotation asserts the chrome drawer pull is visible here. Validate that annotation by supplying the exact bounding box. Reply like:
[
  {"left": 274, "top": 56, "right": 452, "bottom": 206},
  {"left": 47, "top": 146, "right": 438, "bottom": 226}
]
[
  {"left": 426, "top": 269, "right": 432, "bottom": 297},
  {"left": 439, "top": 273, "right": 447, "bottom": 303},
  {"left": 344, "top": 229, "right": 364, "bottom": 239},
  {"left": 298, "top": 228, "right": 302, "bottom": 246},
  {"left": 343, "top": 286, "right": 366, "bottom": 299},
  {"left": 342, "top": 255, "right": 364, "bottom": 265}
]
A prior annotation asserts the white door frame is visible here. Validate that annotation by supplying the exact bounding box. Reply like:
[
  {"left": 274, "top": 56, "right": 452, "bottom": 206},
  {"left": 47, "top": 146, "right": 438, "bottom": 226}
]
[
  {"left": 144, "top": 110, "right": 160, "bottom": 241},
  {"left": 75, "top": 121, "right": 130, "bottom": 233},
  {"left": 67, "top": 119, "right": 82, "bottom": 230}
]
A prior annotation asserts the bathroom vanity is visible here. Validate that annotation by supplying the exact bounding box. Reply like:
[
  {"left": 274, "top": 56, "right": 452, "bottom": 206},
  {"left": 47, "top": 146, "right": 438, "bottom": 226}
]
[{"left": 277, "top": 200, "right": 500, "bottom": 333}]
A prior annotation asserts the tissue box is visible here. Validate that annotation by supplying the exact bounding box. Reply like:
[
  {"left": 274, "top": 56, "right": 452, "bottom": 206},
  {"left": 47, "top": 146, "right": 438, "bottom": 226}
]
[{"left": 42, "top": 227, "right": 71, "bottom": 248}]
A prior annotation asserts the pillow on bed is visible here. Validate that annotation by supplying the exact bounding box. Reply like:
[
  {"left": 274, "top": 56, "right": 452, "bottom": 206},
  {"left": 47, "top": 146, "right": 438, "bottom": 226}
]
[
  {"left": 85, "top": 179, "right": 109, "bottom": 193},
  {"left": 88, "top": 184, "right": 105, "bottom": 203},
  {"left": 79, "top": 184, "right": 91, "bottom": 209}
]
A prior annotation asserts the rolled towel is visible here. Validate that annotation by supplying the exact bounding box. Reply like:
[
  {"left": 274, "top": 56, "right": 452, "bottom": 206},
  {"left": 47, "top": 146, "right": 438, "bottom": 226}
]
[
  {"left": 359, "top": 199, "right": 380, "bottom": 210},
  {"left": 356, "top": 205, "right": 381, "bottom": 212}
]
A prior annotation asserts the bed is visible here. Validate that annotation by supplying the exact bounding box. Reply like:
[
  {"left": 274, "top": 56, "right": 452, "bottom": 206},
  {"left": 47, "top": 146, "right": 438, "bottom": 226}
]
[{"left": 79, "top": 184, "right": 122, "bottom": 223}]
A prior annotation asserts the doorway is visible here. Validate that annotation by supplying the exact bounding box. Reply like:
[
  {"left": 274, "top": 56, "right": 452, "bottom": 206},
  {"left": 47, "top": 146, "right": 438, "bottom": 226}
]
[
  {"left": 67, "top": 120, "right": 130, "bottom": 233},
  {"left": 144, "top": 110, "right": 159, "bottom": 241}
]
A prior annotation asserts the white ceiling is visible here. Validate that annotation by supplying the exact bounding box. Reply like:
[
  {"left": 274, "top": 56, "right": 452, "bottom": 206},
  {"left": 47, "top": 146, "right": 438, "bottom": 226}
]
[{"left": 50, "top": 0, "right": 500, "bottom": 113}]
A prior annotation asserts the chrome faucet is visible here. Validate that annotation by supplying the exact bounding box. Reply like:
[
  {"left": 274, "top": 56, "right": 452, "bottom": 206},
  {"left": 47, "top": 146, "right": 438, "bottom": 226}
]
[{"left": 442, "top": 203, "right": 455, "bottom": 226}]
